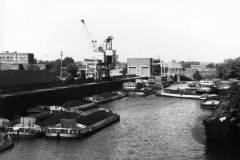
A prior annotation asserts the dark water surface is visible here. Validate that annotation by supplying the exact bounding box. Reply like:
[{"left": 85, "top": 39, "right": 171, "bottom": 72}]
[{"left": 1, "top": 95, "right": 240, "bottom": 160}]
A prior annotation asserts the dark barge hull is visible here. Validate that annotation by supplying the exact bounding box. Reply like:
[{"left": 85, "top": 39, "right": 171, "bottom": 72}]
[
  {"left": 10, "top": 132, "right": 44, "bottom": 139},
  {"left": 98, "top": 95, "right": 124, "bottom": 104},
  {"left": 155, "top": 92, "right": 201, "bottom": 100},
  {"left": 0, "top": 140, "right": 14, "bottom": 152},
  {"left": 44, "top": 114, "right": 120, "bottom": 139},
  {"left": 200, "top": 104, "right": 218, "bottom": 110},
  {"left": 83, "top": 114, "right": 120, "bottom": 137},
  {"left": 126, "top": 91, "right": 154, "bottom": 97},
  {"left": 203, "top": 120, "right": 240, "bottom": 144}
]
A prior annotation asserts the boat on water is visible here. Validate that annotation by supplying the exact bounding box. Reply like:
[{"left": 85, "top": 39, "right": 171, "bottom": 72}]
[
  {"left": 44, "top": 109, "right": 120, "bottom": 139},
  {"left": 126, "top": 87, "right": 154, "bottom": 97},
  {"left": 0, "top": 134, "right": 13, "bottom": 152},
  {"left": 203, "top": 117, "right": 240, "bottom": 144},
  {"left": 123, "top": 82, "right": 154, "bottom": 97},
  {"left": 155, "top": 89, "right": 201, "bottom": 100},
  {"left": 45, "top": 119, "right": 87, "bottom": 139},
  {"left": 203, "top": 85, "right": 240, "bottom": 144},
  {"left": 87, "top": 91, "right": 125, "bottom": 104},
  {"left": 62, "top": 100, "right": 99, "bottom": 111},
  {"left": 8, "top": 117, "right": 43, "bottom": 139},
  {"left": 199, "top": 94, "right": 218, "bottom": 100},
  {"left": 200, "top": 100, "right": 220, "bottom": 109}
]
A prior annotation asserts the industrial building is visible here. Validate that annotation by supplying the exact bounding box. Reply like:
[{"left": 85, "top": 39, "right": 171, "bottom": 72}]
[
  {"left": 127, "top": 58, "right": 153, "bottom": 77},
  {"left": 0, "top": 51, "right": 34, "bottom": 64},
  {"left": 127, "top": 58, "right": 170, "bottom": 77}
]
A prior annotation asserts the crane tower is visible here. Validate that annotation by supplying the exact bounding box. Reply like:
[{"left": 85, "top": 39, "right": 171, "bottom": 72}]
[{"left": 80, "top": 19, "right": 119, "bottom": 80}]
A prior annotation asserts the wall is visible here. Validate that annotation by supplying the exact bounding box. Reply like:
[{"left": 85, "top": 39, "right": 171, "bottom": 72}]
[
  {"left": 0, "top": 78, "right": 136, "bottom": 119},
  {"left": 127, "top": 58, "right": 152, "bottom": 77}
]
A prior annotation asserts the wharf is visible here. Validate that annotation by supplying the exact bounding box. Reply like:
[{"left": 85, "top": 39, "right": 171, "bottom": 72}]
[
  {"left": 0, "top": 77, "right": 139, "bottom": 98},
  {"left": 0, "top": 77, "right": 142, "bottom": 119}
]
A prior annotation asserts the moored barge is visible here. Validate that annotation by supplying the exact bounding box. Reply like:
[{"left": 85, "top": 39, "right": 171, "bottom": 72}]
[
  {"left": 8, "top": 117, "right": 43, "bottom": 139},
  {"left": 155, "top": 89, "right": 201, "bottom": 100},
  {"left": 44, "top": 109, "right": 120, "bottom": 139},
  {"left": 0, "top": 134, "right": 14, "bottom": 152}
]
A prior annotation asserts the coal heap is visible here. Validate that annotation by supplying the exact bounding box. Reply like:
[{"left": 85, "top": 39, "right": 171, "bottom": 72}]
[
  {"left": 76, "top": 110, "right": 113, "bottom": 126},
  {"left": 39, "top": 111, "right": 79, "bottom": 127}
]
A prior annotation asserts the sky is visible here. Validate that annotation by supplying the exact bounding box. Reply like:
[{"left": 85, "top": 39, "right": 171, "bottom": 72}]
[{"left": 1, "top": 0, "right": 240, "bottom": 62}]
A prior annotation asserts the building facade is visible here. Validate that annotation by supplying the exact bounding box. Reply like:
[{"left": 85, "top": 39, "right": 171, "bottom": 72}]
[
  {"left": 167, "top": 62, "right": 182, "bottom": 76},
  {"left": 127, "top": 58, "right": 153, "bottom": 77},
  {"left": 0, "top": 51, "right": 34, "bottom": 64}
]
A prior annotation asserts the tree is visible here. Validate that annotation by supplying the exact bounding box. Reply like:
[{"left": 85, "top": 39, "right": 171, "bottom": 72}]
[
  {"left": 216, "top": 57, "right": 240, "bottom": 80},
  {"left": 46, "top": 59, "right": 61, "bottom": 75},
  {"left": 27, "top": 64, "right": 40, "bottom": 71},
  {"left": 66, "top": 63, "right": 78, "bottom": 77},
  {"left": 193, "top": 71, "right": 202, "bottom": 80},
  {"left": 180, "top": 61, "right": 200, "bottom": 70},
  {"left": 63, "top": 57, "right": 74, "bottom": 66},
  {"left": 206, "top": 63, "right": 215, "bottom": 69}
]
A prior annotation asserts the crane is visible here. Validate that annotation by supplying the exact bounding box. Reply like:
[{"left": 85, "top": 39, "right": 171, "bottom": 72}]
[
  {"left": 80, "top": 19, "right": 114, "bottom": 79},
  {"left": 80, "top": 19, "right": 98, "bottom": 53}
]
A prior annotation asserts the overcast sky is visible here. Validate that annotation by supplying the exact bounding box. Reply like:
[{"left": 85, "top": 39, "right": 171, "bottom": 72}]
[{"left": 1, "top": 0, "right": 240, "bottom": 62}]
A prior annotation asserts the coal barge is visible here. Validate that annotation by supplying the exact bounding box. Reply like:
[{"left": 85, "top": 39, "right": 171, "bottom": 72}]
[
  {"left": 6, "top": 104, "right": 120, "bottom": 139},
  {"left": 44, "top": 109, "right": 120, "bottom": 139}
]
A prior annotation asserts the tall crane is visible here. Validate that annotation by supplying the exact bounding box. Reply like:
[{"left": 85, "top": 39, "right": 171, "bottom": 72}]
[
  {"left": 80, "top": 19, "right": 98, "bottom": 53},
  {"left": 80, "top": 19, "right": 109, "bottom": 80}
]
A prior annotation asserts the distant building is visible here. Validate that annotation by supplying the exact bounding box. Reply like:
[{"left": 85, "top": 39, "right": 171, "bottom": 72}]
[
  {"left": 0, "top": 51, "right": 34, "bottom": 64},
  {"left": 167, "top": 62, "right": 182, "bottom": 76},
  {"left": 110, "top": 68, "right": 122, "bottom": 76},
  {"left": 189, "top": 64, "right": 206, "bottom": 72},
  {"left": 127, "top": 58, "right": 153, "bottom": 77},
  {"left": 182, "top": 63, "right": 216, "bottom": 80}
]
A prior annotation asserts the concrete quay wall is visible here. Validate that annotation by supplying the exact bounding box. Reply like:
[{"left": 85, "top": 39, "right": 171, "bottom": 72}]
[{"left": 0, "top": 78, "right": 137, "bottom": 119}]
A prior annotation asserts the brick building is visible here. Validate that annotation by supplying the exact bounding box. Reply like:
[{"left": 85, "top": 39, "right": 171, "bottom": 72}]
[{"left": 0, "top": 51, "right": 34, "bottom": 64}]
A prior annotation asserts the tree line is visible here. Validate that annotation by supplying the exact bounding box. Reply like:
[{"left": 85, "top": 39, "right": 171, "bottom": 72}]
[
  {"left": 43, "top": 57, "right": 79, "bottom": 78},
  {"left": 216, "top": 57, "right": 240, "bottom": 80}
]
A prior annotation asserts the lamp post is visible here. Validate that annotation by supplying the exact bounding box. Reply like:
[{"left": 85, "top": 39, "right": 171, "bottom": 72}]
[{"left": 60, "top": 51, "right": 63, "bottom": 80}]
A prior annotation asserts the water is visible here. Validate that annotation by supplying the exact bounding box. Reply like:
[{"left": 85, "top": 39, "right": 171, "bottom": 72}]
[{"left": 1, "top": 95, "right": 240, "bottom": 160}]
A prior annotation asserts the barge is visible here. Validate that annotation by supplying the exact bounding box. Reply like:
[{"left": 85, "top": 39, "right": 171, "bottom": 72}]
[
  {"left": 62, "top": 100, "right": 99, "bottom": 111},
  {"left": 0, "top": 134, "right": 13, "bottom": 152},
  {"left": 203, "top": 84, "right": 240, "bottom": 143},
  {"left": 200, "top": 96, "right": 221, "bottom": 109},
  {"left": 44, "top": 109, "right": 120, "bottom": 139},
  {"left": 203, "top": 118, "right": 240, "bottom": 143},
  {"left": 155, "top": 89, "right": 201, "bottom": 100},
  {"left": 123, "top": 82, "right": 154, "bottom": 97},
  {"left": 88, "top": 92, "right": 125, "bottom": 104},
  {"left": 8, "top": 117, "right": 43, "bottom": 139},
  {"left": 200, "top": 100, "right": 220, "bottom": 109}
]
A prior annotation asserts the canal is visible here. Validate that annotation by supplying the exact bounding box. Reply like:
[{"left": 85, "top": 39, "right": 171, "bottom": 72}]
[{"left": 1, "top": 95, "right": 240, "bottom": 160}]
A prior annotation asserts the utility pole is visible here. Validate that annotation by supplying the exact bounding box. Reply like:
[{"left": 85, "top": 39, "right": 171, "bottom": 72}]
[{"left": 60, "top": 51, "right": 63, "bottom": 80}]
